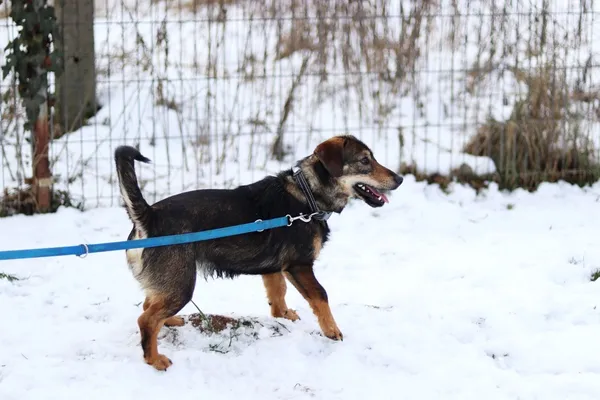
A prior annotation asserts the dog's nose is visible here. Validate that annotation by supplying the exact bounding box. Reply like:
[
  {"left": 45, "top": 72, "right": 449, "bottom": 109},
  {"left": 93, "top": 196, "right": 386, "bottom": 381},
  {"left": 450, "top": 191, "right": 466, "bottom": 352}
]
[{"left": 394, "top": 174, "right": 404, "bottom": 186}]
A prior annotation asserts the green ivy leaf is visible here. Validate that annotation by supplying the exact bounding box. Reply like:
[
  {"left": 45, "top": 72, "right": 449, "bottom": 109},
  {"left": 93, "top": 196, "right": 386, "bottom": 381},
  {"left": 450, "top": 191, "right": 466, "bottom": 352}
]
[
  {"left": 3, "top": 0, "right": 63, "bottom": 132},
  {"left": 39, "top": 6, "right": 57, "bottom": 21},
  {"left": 48, "top": 52, "right": 63, "bottom": 75},
  {"left": 1, "top": 63, "right": 12, "bottom": 80},
  {"left": 10, "top": 3, "right": 25, "bottom": 22}
]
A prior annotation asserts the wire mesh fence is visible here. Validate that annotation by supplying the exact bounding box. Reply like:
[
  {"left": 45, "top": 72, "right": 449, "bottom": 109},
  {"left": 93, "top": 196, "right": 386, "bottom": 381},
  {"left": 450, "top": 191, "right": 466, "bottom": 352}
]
[{"left": 0, "top": 0, "right": 599, "bottom": 214}]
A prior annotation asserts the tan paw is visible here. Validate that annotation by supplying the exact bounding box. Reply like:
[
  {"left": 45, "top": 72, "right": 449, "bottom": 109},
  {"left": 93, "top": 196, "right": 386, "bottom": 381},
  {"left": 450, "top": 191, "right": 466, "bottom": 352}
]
[
  {"left": 322, "top": 326, "right": 344, "bottom": 341},
  {"left": 283, "top": 308, "right": 300, "bottom": 321},
  {"left": 145, "top": 354, "right": 173, "bottom": 371},
  {"left": 164, "top": 316, "right": 185, "bottom": 327}
]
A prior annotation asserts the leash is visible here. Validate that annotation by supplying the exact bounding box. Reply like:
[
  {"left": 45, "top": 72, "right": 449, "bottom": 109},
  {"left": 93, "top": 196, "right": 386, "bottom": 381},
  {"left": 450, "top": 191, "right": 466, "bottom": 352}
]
[{"left": 0, "top": 213, "right": 322, "bottom": 261}]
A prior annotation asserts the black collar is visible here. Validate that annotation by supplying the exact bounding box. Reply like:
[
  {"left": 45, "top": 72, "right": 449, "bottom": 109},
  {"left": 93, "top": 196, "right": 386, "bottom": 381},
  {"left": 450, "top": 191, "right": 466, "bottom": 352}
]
[{"left": 292, "top": 166, "right": 331, "bottom": 221}]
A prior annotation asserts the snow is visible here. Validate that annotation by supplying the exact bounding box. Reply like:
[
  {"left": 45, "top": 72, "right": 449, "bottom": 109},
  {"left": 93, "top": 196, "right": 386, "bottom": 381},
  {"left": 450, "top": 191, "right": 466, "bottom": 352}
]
[
  {"left": 2, "top": 178, "right": 600, "bottom": 399},
  {"left": 1, "top": 0, "right": 600, "bottom": 398}
]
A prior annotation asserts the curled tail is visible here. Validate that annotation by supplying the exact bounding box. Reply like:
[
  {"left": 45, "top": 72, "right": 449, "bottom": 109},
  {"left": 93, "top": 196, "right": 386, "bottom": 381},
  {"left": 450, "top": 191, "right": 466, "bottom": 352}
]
[{"left": 114, "top": 146, "right": 152, "bottom": 234}]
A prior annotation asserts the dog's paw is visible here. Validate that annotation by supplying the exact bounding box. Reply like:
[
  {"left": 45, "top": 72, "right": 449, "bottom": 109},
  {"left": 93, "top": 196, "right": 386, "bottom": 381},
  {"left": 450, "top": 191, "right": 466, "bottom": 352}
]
[
  {"left": 164, "top": 316, "right": 185, "bottom": 327},
  {"left": 146, "top": 354, "right": 173, "bottom": 371},
  {"left": 283, "top": 308, "right": 300, "bottom": 321},
  {"left": 323, "top": 326, "right": 344, "bottom": 341}
]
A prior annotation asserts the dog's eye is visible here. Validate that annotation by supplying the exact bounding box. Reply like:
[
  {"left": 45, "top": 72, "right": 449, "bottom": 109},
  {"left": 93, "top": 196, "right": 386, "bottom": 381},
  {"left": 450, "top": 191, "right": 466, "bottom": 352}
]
[{"left": 360, "top": 157, "right": 370, "bottom": 165}]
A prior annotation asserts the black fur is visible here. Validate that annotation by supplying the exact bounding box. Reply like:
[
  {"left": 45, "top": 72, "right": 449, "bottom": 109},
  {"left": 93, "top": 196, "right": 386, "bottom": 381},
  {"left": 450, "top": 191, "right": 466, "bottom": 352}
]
[
  {"left": 115, "top": 135, "right": 403, "bottom": 370},
  {"left": 143, "top": 172, "right": 330, "bottom": 279},
  {"left": 114, "top": 146, "right": 152, "bottom": 230}
]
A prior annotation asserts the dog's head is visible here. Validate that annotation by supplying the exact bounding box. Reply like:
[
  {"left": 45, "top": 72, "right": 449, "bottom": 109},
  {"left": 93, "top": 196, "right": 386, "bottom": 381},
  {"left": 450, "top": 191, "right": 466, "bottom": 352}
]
[{"left": 313, "top": 135, "right": 403, "bottom": 208}]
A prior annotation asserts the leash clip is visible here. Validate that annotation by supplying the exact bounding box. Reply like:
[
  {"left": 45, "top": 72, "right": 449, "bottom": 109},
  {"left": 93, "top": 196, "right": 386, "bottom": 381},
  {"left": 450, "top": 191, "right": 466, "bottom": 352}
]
[{"left": 286, "top": 212, "right": 319, "bottom": 226}]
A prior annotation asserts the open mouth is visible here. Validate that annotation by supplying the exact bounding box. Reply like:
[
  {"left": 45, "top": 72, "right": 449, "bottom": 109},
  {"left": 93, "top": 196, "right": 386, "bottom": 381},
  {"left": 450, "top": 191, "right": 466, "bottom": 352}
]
[{"left": 353, "top": 183, "right": 389, "bottom": 208}]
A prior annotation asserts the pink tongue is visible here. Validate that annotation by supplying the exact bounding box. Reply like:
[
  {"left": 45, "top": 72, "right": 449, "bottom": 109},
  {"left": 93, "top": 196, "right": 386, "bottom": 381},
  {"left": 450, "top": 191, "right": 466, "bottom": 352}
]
[{"left": 368, "top": 186, "right": 389, "bottom": 203}]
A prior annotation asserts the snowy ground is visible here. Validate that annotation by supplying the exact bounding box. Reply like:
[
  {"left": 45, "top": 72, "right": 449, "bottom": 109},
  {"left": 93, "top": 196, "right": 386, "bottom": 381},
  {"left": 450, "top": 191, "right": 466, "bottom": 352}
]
[
  {"left": 2, "top": 178, "right": 600, "bottom": 399},
  {"left": 1, "top": 1, "right": 600, "bottom": 399}
]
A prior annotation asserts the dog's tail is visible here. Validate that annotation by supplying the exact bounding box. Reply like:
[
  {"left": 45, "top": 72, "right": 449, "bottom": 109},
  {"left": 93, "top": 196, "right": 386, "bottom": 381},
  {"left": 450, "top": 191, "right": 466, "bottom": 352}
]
[{"left": 114, "top": 146, "right": 152, "bottom": 232}]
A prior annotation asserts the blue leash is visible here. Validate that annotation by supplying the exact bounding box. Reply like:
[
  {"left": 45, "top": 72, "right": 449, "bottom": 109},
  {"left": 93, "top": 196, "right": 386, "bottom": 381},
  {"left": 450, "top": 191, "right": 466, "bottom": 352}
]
[{"left": 0, "top": 214, "right": 305, "bottom": 261}]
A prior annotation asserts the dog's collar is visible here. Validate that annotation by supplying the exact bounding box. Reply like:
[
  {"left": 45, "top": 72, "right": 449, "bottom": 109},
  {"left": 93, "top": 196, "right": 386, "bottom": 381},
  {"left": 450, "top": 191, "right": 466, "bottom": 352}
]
[{"left": 291, "top": 166, "right": 331, "bottom": 221}]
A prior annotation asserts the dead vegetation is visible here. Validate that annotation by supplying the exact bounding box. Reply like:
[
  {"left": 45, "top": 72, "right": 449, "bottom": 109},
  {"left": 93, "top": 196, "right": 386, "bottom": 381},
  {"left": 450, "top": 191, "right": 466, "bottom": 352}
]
[
  {"left": 151, "top": 0, "right": 239, "bottom": 14},
  {"left": 458, "top": 0, "right": 600, "bottom": 191},
  {"left": 0, "top": 186, "right": 82, "bottom": 217},
  {"left": 0, "top": 272, "right": 19, "bottom": 282},
  {"left": 182, "top": 312, "right": 290, "bottom": 354},
  {"left": 0, "top": 2, "right": 9, "bottom": 19},
  {"left": 188, "top": 312, "right": 253, "bottom": 334},
  {"left": 136, "top": 0, "right": 600, "bottom": 193},
  {"left": 399, "top": 162, "right": 492, "bottom": 194},
  {"left": 154, "top": 0, "right": 436, "bottom": 161},
  {"left": 463, "top": 65, "right": 600, "bottom": 191},
  {"left": 267, "top": 0, "right": 436, "bottom": 133},
  {"left": 2, "top": 0, "right": 599, "bottom": 215}
]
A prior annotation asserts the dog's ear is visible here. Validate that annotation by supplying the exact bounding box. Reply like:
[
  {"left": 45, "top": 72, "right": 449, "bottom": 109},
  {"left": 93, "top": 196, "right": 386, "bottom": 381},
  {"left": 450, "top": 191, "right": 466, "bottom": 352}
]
[{"left": 314, "top": 138, "right": 345, "bottom": 177}]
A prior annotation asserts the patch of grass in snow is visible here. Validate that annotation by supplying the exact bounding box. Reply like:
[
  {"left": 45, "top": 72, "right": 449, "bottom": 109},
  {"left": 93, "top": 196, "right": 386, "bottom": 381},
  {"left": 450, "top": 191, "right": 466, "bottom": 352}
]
[
  {"left": 184, "top": 312, "right": 290, "bottom": 354},
  {"left": 569, "top": 257, "right": 584, "bottom": 265},
  {"left": 488, "top": 352, "right": 510, "bottom": 360},
  {"left": 293, "top": 383, "right": 316, "bottom": 397},
  {"left": 590, "top": 269, "right": 600, "bottom": 282},
  {"left": 0, "top": 272, "right": 19, "bottom": 282}
]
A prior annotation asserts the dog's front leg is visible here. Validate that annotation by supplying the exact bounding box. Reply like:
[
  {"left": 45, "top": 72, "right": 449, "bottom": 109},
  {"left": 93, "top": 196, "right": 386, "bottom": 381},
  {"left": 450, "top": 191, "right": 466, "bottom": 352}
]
[
  {"left": 262, "top": 272, "right": 300, "bottom": 321},
  {"left": 284, "top": 265, "right": 343, "bottom": 341}
]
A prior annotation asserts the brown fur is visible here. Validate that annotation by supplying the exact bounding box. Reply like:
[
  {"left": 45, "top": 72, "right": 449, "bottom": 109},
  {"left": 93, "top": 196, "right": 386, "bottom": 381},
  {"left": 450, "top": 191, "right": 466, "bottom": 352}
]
[
  {"left": 312, "top": 233, "right": 323, "bottom": 259},
  {"left": 138, "top": 295, "right": 172, "bottom": 370},
  {"left": 284, "top": 266, "right": 342, "bottom": 340},
  {"left": 262, "top": 273, "right": 299, "bottom": 321},
  {"left": 142, "top": 297, "right": 185, "bottom": 327}
]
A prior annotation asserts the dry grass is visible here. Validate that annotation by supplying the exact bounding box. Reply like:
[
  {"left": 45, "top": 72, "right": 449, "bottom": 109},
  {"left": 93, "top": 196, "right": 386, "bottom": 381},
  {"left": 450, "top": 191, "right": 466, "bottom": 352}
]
[
  {"left": 399, "top": 162, "right": 492, "bottom": 194},
  {"left": 150, "top": 0, "right": 240, "bottom": 14},
  {"left": 0, "top": 186, "right": 82, "bottom": 217},
  {"left": 463, "top": 64, "right": 600, "bottom": 191},
  {"left": 150, "top": 0, "right": 437, "bottom": 161},
  {"left": 188, "top": 312, "right": 253, "bottom": 334},
  {"left": 183, "top": 312, "right": 291, "bottom": 354},
  {"left": 0, "top": 2, "right": 9, "bottom": 19},
  {"left": 0, "top": 272, "right": 19, "bottom": 282},
  {"left": 3, "top": 0, "right": 599, "bottom": 203}
]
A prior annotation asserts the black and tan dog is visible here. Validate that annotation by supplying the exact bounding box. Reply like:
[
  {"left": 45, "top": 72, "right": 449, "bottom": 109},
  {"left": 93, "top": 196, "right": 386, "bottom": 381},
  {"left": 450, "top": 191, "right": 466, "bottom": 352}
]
[{"left": 115, "top": 135, "right": 403, "bottom": 370}]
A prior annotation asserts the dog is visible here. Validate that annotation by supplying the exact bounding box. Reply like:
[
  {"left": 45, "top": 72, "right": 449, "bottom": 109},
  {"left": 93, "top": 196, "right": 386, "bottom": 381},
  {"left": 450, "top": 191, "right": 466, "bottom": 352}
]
[{"left": 114, "top": 135, "right": 403, "bottom": 370}]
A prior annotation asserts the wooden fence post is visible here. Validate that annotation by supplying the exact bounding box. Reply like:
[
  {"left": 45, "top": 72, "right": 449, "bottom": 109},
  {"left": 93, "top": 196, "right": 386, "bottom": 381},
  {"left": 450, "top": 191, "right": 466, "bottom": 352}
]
[
  {"left": 2, "top": 0, "right": 62, "bottom": 213},
  {"left": 33, "top": 101, "right": 51, "bottom": 212}
]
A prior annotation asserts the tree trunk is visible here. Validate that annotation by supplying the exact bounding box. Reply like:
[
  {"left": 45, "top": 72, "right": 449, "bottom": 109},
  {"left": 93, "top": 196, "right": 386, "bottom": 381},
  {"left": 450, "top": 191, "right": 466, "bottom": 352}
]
[{"left": 54, "top": 0, "right": 98, "bottom": 136}]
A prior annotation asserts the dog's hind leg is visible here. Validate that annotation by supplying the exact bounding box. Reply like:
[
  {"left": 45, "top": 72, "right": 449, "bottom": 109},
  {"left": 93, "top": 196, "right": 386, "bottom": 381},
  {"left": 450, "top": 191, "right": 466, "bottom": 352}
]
[
  {"left": 284, "top": 265, "right": 343, "bottom": 341},
  {"left": 138, "top": 291, "right": 191, "bottom": 371},
  {"left": 143, "top": 298, "right": 185, "bottom": 327},
  {"left": 262, "top": 272, "right": 299, "bottom": 321},
  {"left": 138, "top": 294, "right": 174, "bottom": 370},
  {"left": 137, "top": 259, "right": 196, "bottom": 371}
]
